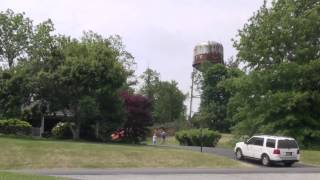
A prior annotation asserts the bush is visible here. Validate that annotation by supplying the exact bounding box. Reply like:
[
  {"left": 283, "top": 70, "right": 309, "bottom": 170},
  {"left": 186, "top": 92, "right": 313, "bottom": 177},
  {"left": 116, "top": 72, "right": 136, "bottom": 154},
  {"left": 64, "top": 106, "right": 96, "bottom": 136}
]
[
  {"left": 51, "top": 122, "right": 72, "bottom": 139},
  {"left": 0, "top": 119, "right": 32, "bottom": 135},
  {"left": 175, "top": 129, "right": 221, "bottom": 147}
]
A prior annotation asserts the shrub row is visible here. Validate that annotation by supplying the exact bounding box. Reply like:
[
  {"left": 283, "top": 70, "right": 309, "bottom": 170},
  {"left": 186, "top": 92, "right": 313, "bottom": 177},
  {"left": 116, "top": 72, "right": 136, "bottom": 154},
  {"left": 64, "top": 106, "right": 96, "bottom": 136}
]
[
  {"left": 175, "top": 128, "right": 221, "bottom": 147},
  {"left": 0, "top": 119, "right": 32, "bottom": 135}
]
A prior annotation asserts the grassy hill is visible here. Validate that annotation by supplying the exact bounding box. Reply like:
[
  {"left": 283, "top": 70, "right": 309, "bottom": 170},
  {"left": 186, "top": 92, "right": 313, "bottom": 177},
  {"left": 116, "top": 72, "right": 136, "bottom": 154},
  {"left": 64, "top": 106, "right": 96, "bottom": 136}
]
[{"left": 0, "top": 136, "right": 246, "bottom": 169}]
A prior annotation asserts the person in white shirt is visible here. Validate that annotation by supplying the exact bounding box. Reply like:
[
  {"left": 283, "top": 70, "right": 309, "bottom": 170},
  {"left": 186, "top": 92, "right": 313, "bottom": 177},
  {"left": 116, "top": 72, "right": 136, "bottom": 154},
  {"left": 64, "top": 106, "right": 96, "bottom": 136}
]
[{"left": 152, "top": 133, "right": 157, "bottom": 145}]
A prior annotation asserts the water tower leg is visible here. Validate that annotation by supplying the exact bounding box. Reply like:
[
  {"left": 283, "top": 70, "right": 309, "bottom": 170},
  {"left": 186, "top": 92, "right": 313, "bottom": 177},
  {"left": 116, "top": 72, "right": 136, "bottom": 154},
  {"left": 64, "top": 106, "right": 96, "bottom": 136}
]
[{"left": 188, "top": 69, "right": 195, "bottom": 121}]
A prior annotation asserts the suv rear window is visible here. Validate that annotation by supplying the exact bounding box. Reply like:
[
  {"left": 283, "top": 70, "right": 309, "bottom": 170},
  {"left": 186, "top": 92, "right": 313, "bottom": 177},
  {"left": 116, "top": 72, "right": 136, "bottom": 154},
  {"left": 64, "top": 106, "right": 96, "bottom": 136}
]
[{"left": 277, "top": 139, "right": 298, "bottom": 149}]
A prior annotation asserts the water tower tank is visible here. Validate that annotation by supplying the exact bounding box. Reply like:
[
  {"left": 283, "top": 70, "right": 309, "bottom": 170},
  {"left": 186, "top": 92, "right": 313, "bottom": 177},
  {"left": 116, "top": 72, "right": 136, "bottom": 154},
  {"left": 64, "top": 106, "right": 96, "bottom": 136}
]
[{"left": 193, "top": 41, "right": 224, "bottom": 69}]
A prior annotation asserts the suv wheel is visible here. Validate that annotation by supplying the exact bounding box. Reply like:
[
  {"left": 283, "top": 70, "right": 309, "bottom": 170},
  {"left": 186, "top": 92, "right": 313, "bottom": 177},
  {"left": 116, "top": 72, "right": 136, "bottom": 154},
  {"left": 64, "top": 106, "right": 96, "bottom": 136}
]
[
  {"left": 261, "top": 154, "right": 270, "bottom": 166},
  {"left": 235, "top": 149, "right": 243, "bottom": 160}
]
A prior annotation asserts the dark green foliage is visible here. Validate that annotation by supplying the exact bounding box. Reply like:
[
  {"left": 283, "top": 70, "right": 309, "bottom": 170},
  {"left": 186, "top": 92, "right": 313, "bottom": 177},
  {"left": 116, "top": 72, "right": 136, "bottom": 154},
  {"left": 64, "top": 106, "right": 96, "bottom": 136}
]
[
  {"left": 0, "top": 119, "right": 31, "bottom": 135},
  {"left": 175, "top": 129, "right": 221, "bottom": 147},
  {"left": 225, "top": 61, "right": 320, "bottom": 146},
  {"left": 0, "top": 9, "right": 32, "bottom": 68},
  {"left": 0, "top": 9, "right": 135, "bottom": 141},
  {"left": 228, "top": 0, "right": 320, "bottom": 146},
  {"left": 153, "top": 81, "right": 186, "bottom": 124},
  {"left": 139, "top": 68, "right": 160, "bottom": 100},
  {"left": 140, "top": 68, "right": 187, "bottom": 125},
  {"left": 0, "top": 9, "right": 55, "bottom": 69},
  {"left": 233, "top": 0, "right": 320, "bottom": 70},
  {"left": 197, "top": 64, "right": 243, "bottom": 132},
  {"left": 51, "top": 122, "right": 72, "bottom": 139}
]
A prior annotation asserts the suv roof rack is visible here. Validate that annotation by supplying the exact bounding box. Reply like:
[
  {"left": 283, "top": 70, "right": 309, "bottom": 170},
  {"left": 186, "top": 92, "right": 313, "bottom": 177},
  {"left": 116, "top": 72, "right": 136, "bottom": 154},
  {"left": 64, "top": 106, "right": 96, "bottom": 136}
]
[{"left": 254, "top": 134, "right": 293, "bottom": 139}]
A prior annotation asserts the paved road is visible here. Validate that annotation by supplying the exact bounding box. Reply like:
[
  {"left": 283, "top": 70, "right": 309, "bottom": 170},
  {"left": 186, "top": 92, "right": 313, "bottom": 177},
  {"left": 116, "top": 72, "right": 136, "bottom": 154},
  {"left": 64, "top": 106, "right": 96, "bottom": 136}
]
[
  {"left": 14, "top": 167, "right": 320, "bottom": 175},
  {"left": 13, "top": 168, "right": 320, "bottom": 180},
  {"left": 56, "top": 173, "right": 320, "bottom": 180},
  {"left": 163, "top": 145, "right": 311, "bottom": 168}
]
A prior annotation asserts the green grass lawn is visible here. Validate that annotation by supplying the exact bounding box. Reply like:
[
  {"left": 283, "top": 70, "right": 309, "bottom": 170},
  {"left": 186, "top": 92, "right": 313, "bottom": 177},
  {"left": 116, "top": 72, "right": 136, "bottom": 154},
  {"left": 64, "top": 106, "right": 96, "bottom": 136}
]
[
  {"left": 0, "top": 136, "right": 246, "bottom": 169},
  {"left": 216, "top": 133, "right": 234, "bottom": 149},
  {"left": 300, "top": 150, "right": 320, "bottom": 166},
  {"left": 145, "top": 134, "right": 234, "bottom": 147},
  {"left": 0, "top": 172, "right": 67, "bottom": 180},
  {"left": 144, "top": 136, "right": 178, "bottom": 145}
]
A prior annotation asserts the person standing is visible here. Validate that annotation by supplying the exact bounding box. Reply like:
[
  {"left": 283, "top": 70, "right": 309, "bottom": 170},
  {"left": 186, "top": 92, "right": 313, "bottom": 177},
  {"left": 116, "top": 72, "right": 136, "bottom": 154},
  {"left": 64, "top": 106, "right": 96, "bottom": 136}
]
[
  {"left": 161, "top": 130, "right": 166, "bottom": 144},
  {"left": 152, "top": 133, "right": 157, "bottom": 145}
]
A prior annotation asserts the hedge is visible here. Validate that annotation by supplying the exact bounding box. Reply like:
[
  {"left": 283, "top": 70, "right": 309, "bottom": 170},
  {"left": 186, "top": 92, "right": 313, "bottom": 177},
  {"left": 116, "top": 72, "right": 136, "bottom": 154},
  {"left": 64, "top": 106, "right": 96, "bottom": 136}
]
[
  {"left": 51, "top": 122, "right": 72, "bottom": 139},
  {"left": 175, "top": 128, "right": 221, "bottom": 147},
  {"left": 0, "top": 119, "right": 32, "bottom": 135}
]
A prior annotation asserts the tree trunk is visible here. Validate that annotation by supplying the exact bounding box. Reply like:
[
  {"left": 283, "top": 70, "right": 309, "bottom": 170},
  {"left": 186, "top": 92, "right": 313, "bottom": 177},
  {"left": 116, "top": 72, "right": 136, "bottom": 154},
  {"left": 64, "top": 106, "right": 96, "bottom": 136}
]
[
  {"left": 95, "top": 121, "right": 100, "bottom": 139},
  {"left": 7, "top": 54, "right": 14, "bottom": 69},
  {"left": 70, "top": 107, "right": 81, "bottom": 140},
  {"left": 70, "top": 122, "right": 81, "bottom": 140},
  {"left": 40, "top": 113, "right": 45, "bottom": 137}
]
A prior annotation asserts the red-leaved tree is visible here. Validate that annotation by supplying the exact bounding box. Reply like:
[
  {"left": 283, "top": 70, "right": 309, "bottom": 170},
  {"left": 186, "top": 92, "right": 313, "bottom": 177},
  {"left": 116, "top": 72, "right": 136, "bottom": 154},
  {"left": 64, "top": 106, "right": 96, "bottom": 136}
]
[{"left": 120, "top": 92, "right": 153, "bottom": 143}]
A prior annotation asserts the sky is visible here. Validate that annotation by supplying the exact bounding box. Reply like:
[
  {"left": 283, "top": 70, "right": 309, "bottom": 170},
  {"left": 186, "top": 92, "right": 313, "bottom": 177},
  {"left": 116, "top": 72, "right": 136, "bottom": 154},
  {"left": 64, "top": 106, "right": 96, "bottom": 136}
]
[{"left": 1, "top": 0, "right": 263, "bottom": 113}]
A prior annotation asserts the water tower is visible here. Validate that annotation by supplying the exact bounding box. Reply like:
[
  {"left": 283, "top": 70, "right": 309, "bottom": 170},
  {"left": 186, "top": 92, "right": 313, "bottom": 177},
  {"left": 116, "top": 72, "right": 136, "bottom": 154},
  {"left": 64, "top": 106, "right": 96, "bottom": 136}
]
[{"left": 189, "top": 41, "right": 224, "bottom": 120}]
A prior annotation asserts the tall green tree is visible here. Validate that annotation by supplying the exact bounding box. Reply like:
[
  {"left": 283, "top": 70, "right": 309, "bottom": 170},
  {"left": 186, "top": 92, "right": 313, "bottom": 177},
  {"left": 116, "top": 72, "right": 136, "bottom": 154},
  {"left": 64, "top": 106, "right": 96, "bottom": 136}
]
[
  {"left": 139, "top": 68, "right": 160, "bottom": 100},
  {"left": 0, "top": 9, "right": 32, "bottom": 68},
  {"left": 0, "top": 10, "right": 136, "bottom": 140},
  {"left": 229, "top": 0, "right": 320, "bottom": 145},
  {"left": 225, "top": 61, "right": 320, "bottom": 145},
  {"left": 0, "top": 63, "right": 33, "bottom": 118},
  {"left": 233, "top": 0, "right": 320, "bottom": 70},
  {"left": 139, "top": 68, "right": 186, "bottom": 124},
  {"left": 0, "top": 9, "right": 55, "bottom": 69},
  {"left": 197, "top": 64, "right": 243, "bottom": 132},
  {"left": 0, "top": 9, "right": 56, "bottom": 120},
  {"left": 153, "top": 80, "right": 186, "bottom": 124},
  {"left": 47, "top": 33, "right": 127, "bottom": 139}
]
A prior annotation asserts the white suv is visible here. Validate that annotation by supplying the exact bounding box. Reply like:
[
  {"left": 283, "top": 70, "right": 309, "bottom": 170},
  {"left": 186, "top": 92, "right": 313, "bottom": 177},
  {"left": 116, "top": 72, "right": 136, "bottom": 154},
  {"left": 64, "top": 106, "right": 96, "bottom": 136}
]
[{"left": 234, "top": 135, "right": 300, "bottom": 166}]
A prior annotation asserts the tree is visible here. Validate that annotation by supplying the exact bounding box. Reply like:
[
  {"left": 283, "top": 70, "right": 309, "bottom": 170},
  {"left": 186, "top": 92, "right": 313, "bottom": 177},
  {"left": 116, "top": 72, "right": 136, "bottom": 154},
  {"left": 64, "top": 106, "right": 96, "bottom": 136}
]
[
  {"left": 153, "top": 81, "right": 186, "bottom": 124},
  {"left": 0, "top": 64, "right": 33, "bottom": 118},
  {"left": 0, "top": 9, "right": 56, "bottom": 121},
  {"left": 139, "top": 68, "right": 186, "bottom": 124},
  {"left": 139, "top": 68, "right": 160, "bottom": 100},
  {"left": 120, "top": 92, "right": 153, "bottom": 143},
  {"left": 229, "top": 0, "right": 320, "bottom": 146},
  {"left": 225, "top": 61, "right": 320, "bottom": 145},
  {"left": 107, "top": 35, "right": 136, "bottom": 86},
  {"left": 0, "top": 10, "right": 136, "bottom": 141},
  {"left": 0, "top": 9, "right": 55, "bottom": 69},
  {"left": 198, "top": 64, "right": 243, "bottom": 132},
  {"left": 28, "top": 19, "right": 55, "bottom": 62},
  {"left": 48, "top": 33, "right": 127, "bottom": 139},
  {"left": 233, "top": 0, "right": 320, "bottom": 70},
  {"left": 0, "top": 9, "right": 32, "bottom": 68}
]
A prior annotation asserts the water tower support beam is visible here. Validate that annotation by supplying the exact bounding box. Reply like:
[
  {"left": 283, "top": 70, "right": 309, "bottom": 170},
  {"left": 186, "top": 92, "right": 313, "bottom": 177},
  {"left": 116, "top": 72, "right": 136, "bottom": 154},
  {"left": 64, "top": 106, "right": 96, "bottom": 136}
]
[{"left": 188, "top": 68, "right": 195, "bottom": 121}]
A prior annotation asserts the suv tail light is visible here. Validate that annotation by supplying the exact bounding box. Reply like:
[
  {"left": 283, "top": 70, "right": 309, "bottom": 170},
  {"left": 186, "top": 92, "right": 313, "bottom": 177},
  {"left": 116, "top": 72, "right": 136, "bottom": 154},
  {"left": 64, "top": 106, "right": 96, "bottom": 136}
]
[
  {"left": 273, "top": 149, "right": 281, "bottom": 154},
  {"left": 297, "top": 149, "right": 300, "bottom": 154}
]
